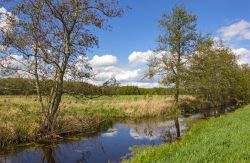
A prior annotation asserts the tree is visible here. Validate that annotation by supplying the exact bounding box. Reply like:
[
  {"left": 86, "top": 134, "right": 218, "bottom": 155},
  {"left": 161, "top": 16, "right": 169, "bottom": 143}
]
[
  {"left": 185, "top": 38, "right": 241, "bottom": 107},
  {"left": 147, "top": 5, "right": 197, "bottom": 104},
  {"left": 102, "top": 77, "right": 120, "bottom": 95},
  {"left": 103, "top": 77, "right": 120, "bottom": 87},
  {"left": 226, "top": 64, "right": 250, "bottom": 105},
  {"left": 0, "top": 0, "right": 124, "bottom": 133}
]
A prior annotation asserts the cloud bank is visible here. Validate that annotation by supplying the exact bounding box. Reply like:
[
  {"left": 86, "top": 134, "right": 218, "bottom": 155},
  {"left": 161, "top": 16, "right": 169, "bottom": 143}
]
[{"left": 89, "top": 51, "right": 161, "bottom": 88}]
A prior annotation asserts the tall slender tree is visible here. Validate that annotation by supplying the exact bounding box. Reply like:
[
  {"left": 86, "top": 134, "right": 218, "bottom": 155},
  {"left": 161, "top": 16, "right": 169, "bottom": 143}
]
[{"left": 147, "top": 6, "right": 197, "bottom": 104}]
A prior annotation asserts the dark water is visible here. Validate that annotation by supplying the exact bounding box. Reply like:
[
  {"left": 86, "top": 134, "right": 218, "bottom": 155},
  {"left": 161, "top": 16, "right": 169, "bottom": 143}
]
[{"left": 0, "top": 106, "right": 237, "bottom": 163}]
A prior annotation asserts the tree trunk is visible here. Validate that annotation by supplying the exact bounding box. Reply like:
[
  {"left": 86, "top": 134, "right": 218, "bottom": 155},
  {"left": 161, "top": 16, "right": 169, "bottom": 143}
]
[
  {"left": 175, "top": 80, "right": 180, "bottom": 104},
  {"left": 43, "top": 75, "right": 64, "bottom": 133},
  {"left": 34, "top": 47, "right": 45, "bottom": 114},
  {"left": 175, "top": 48, "right": 181, "bottom": 105}
]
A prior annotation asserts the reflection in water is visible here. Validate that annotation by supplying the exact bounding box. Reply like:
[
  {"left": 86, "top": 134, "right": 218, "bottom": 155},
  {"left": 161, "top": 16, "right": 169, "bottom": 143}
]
[
  {"left": 128, "top": 118, "right": 186, "bottom": 143},
  {"left": 0, "top": 156, "right": 10, "bottom": 163},
  {"left": 1, "top": 118, "right": 187, "bottom": 163},
  {"left": 40, "top": 142, "right": 93, "bottom": 163},
  {"left": 41, "top": 148, "right": 55, "bottom": 163},
  {"left": 175, "top": 118, "right": 180, "bottom": 138},
  {"left": 0, "top": 106, "right": 237, "bottom": 163},
  {"left": 101, "top": 128, "right": 118, "bottom": 137}
]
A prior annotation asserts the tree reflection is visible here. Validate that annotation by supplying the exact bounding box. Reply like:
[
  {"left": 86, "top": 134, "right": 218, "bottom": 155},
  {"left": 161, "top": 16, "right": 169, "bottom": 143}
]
[
  {"left": 174, "top": 118, "right": 180, "bottom": 138},
  {"left": 41, "top": 148, "right": 55, "bottom": 163},
  {"left": 40, "top": 144, "right": 92, "bottom": 163}
]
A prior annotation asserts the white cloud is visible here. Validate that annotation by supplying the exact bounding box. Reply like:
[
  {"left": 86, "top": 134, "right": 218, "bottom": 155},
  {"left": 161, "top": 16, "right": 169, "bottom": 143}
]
[
  {"left": 94, "top": 71, "right": 161, "bottom": 88},
  {"left": 90, "top": 54, "right": 118, "bottom": 67},
  {"left": 95, "top": 70, "right": 115, "bottom": 81},
  {"left": 128, "top": 50, "right": 154, "bottom": 65},
  {"left": 218, "top": 20, "right": 250, "bottom": 40},
  {"left": 232, "top": 48, "right": 250, "bottom": 65},
  {"left": 128, "top": 50, "right": 165, "bottom": 67},
  {"left": 0, "top": 7, "right": 14, "bottom": 34},
  {"left": 94, "top": 67, "right": 144, "bottom": 82},
  {"left": 216, "top": 20, "right": 250, "bottom": 65},
  {"left": 88, "top": 52, "right": 161, "bottom": 87},
  {"left": 116, "top": 69, "right": 142, "bottom": 81},
  {"left": 0, "top": 7, "right": 14, "bottom": 52},
  {"left": 0, "top": 54, "right": 33, "bottom": 78}
]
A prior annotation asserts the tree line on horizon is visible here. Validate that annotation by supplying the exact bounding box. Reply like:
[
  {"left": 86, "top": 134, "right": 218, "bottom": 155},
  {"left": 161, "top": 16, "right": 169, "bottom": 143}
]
[{"left": 0, "top": 77, "right": 176, "bottom": 96}]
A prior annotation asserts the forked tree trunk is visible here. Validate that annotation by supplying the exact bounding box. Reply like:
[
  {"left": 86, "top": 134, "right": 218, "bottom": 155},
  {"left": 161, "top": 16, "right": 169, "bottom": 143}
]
[
  {"left": 43, "top": 76, "right": 64, "bottom": 133},
  {"left": 42, "top": 34, "right": 70, "bottom": 133}
]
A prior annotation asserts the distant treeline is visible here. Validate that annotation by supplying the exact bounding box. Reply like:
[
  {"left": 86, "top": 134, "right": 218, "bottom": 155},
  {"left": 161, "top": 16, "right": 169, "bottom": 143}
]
[{"left": 0, "top": 78, "right": 175, "bottom": 96}]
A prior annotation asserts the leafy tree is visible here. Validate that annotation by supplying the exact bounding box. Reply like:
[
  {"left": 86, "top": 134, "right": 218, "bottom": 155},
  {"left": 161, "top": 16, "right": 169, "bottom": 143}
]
[
  {"left": 0, "top": 0, "right": 124, "bottom": 133},
  {"left": 232, "top": 65, "right": 250, "bottom": 104},
  {"left": 185, "top": 38, "right": 241, "bottom": 107},
  {"left": 147, "top": 5, "right": 197, "bottom": 104}
]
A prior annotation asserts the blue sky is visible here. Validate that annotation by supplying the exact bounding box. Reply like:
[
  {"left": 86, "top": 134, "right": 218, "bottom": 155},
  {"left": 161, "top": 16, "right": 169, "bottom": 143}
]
[
  {"left": 90, "top": 0, "right": 250, "bottom": 61},
  {"left": 82, "top": 0, "right": 250, "bottom": 87},
  {"left": 1, "top": 1, "right": 250, "bottom": 87}
]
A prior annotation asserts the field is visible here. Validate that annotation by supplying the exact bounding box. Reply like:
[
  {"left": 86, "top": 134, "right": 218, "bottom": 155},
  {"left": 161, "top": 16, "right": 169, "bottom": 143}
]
[
  {"left": 128, "top": 105, "right": 250, "bottom": 163},
  {"left": 0, "top": 95, "right": 191, "bottom": 147}
]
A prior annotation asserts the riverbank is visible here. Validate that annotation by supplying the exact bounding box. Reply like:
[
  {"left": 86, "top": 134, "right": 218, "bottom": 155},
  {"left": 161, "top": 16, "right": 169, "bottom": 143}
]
[
  {"left": 128, "top": 105, "right": 250, "bottom": 162},
  {"left": 0, "top": 95, "right": 191, "bottom": 147},
  {"left": 0, "top": 115, "right": 189, "bottom": 162}
]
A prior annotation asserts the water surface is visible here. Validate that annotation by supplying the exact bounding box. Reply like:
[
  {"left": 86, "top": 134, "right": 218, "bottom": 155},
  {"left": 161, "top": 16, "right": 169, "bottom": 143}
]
[{"left": 0, "top": 106, "right": 237, "bottom": 163}]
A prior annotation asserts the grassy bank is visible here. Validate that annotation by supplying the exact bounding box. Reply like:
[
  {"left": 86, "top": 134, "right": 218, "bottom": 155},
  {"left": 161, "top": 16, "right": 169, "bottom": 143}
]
[
  {"left": 128, "top": 105, "right": 250, "bottom": 163},
  {"left": 0, "top": 95, "right": 190, "bottom": 147}
]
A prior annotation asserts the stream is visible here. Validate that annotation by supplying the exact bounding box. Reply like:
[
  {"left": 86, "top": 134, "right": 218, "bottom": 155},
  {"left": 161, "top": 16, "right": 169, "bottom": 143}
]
[{"left": 0, "top": 106, "right": 237, "bottom": 163}]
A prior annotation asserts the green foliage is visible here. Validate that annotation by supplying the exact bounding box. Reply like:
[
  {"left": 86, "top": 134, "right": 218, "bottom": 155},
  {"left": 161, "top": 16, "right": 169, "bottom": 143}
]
[
  {"left": 128, "top": 105, "right": 250, "bottom": 163},
  {"left": 0, "top": 78, "right": 36, "bottom": 95},
  {"left": 147, "top": 5, "right": 198, "bottom": 103},
  {"left": 232, "top": 66, "right": 250, "bottom": 103},
  {"left": 185, "top": 38, "right": 250, "bottom": 106},
  {"left": 158, "top": 5, "right": 197, "bottom": 55}
]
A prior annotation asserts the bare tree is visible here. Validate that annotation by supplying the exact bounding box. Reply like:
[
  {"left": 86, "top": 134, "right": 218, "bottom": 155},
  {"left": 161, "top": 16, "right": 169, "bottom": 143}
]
[
  {"left": 0, "top": 0, "right": 124, "bottom": 133},
  {"left": 103, "top": 77, "right": 120, "bottom": 87}
]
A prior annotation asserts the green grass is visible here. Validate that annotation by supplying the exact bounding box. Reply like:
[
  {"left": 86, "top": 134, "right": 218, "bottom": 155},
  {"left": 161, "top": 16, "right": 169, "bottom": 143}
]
[{"left": 128, "top": 105, "right": 250, "bottom": 163}]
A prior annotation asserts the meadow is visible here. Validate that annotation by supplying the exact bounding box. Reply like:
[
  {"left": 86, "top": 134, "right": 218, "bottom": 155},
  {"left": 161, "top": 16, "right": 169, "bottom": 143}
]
[
  {"left": 0, "top": 95, "right": 192, "bottom": 147},
  {"left": 128, "top": 105, "right": 250, "bottom": 163}
]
